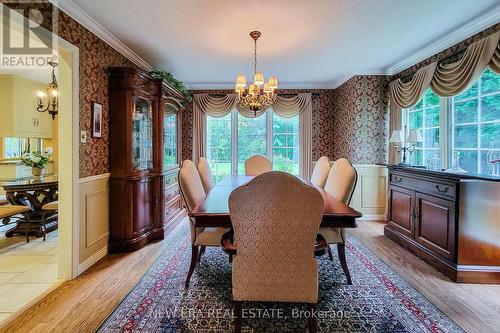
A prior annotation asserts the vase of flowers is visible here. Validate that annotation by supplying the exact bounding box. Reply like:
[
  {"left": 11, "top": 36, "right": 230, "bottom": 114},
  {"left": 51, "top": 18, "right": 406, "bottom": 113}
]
[{"left": 20, "top": 148, "right": 53, "bottom": 177}]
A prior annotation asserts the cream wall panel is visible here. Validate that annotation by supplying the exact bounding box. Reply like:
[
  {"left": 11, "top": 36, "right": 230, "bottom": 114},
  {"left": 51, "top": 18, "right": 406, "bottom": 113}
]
[
  {"left": 78, "top": 173, "right": 110, "bottom": 268},
  {"left": 351, "top": 164, "right": 388, "bottom": 221}
]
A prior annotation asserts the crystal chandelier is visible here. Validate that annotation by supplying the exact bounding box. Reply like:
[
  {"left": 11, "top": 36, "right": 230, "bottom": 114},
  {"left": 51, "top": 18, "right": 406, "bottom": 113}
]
[{"left": 235, "top": 31, "right": 278, "bottom": 115}]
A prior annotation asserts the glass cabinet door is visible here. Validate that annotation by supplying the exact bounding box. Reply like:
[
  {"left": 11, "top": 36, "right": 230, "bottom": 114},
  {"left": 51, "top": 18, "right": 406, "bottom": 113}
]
[
  {"left": 132, "top": 96, "right": 153, "bottom": 171},
  {"left": 163, "top": 103, "right": 178, "bottom": 169}
]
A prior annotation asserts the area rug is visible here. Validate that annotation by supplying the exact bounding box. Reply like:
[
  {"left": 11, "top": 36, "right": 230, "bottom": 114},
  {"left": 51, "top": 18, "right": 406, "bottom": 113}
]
[{"left": 98, "top": 222, "right": 464, "bottom": 333}]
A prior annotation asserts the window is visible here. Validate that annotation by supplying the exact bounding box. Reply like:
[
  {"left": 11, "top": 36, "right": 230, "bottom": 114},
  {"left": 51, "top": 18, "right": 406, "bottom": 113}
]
[
  {"left": 272, "top": 113, "right": 299, "bottom": 174},
  {"left": 451, "top": 68, "right": 500, "bottom": 173},
  {"left": 406, "top": 89, "right": 440, "bottom": 166},
  {"left": 206, "top": 112, "right": 232, "bottom": 178},
  {"left": 206, "top": 109, "right": 300, "bottom": 179},
  {"left": 402, "top": 68, "right": 500, "bottom": 174},
  {"left": 237, "top": 112, "right": 267, "bottom": 174},
  {"left": 163, "top": 113, "right": 177, "bottom": 167},
  {"left": 2, "top": 138, "right": 43, "bottom": 159}
]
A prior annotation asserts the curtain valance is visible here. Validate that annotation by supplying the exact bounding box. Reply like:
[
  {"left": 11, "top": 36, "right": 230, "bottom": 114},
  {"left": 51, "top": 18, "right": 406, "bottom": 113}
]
[
  {"left": 390, "top": 31, "right": 500, "bottom": 109},
  {"left": 193, "top": 93, "right": 312, "bottom": 118},
  {"left": 192, "top": 93, "right": 313, "bottom": 179}
]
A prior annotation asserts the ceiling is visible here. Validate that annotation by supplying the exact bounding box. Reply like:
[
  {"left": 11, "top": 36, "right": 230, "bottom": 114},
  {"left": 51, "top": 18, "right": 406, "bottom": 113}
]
[{"left": 64, "top": 0, "right": 499, "bottom": 89}]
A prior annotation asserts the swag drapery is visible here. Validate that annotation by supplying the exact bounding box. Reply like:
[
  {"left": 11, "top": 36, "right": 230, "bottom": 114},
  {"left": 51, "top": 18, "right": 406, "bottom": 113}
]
[
  {"left": 388, "top": 31, "right": 500, "bottom": 163},
  {"left": 192, "top": 93, "right": 313, "bottom": 179}
]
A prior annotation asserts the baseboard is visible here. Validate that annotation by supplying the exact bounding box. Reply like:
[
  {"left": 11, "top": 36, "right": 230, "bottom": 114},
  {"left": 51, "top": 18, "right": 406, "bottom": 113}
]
[
  {"left": 77, "top": 245, "right": 108, "bottom": 275},
  {"left": 357, "top": 214, "right": 386, "bottom": 221}
]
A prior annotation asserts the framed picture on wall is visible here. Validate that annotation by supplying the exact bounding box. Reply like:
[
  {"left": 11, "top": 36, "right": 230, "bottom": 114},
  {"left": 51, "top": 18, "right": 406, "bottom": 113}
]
[{"left": 92, "top": 102, "right": 103, "bottom": 138}]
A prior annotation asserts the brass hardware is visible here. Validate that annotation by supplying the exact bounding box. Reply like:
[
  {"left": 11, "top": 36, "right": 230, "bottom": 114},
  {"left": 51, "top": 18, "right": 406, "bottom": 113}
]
[{"left": 435, "top": 184, "right": 449, "bottom": 193}]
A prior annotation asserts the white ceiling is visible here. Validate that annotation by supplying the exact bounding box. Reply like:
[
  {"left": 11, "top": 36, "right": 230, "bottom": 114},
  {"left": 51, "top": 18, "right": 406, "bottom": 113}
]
[{"left": 64, "top": 0, "right": 500, "bottom": 89}]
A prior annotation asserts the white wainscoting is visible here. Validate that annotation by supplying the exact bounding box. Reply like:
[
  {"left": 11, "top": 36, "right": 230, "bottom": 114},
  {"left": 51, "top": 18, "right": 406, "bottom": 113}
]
[
  {"left": 78, "top": 173, "right": 110, "bottom": 275},
  {"left": 351, "top": 164, "right": 388, "bottom": 221}
]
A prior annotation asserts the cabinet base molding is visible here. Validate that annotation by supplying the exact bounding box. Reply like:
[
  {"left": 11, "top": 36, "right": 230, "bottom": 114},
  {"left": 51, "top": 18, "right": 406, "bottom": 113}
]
[
  {"left": 384, "top": 226, "right": 500, "bottom": 283},
  {"left": 109, "top": 226, "right": 164, "bottom": 253}
]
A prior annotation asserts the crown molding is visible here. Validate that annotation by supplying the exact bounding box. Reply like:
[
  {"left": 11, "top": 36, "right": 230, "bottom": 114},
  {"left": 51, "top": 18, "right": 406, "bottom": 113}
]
[
  {"left": 386, "top": 4, "right": 500, "bottom": 75},
  {"left": 49, "top": 0, "right": 152, "bottom": 71},
  {"left": 185, "top": 81, "right": 338, "bottom": 90}
]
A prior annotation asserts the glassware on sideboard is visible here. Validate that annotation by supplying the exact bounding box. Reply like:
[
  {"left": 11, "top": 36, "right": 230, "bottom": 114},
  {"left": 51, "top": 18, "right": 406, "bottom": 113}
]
[
  {"left": 487, "top": 144, "right": 500, "bottom": 176},
  {"left": 426, "top": 146, "right": 442, "bottom": 171},
  {"left": 445, "top": 151, "right": 468, "bottom": 173},
  {"left": 131, "top": 96, "right": 153, "bottom": 171}
]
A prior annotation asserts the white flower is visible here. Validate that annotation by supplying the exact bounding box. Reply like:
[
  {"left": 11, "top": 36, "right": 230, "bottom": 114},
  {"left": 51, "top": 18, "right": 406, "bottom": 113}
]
[
  {"left": 32, "top": 156, "right": 41, "bottom": 163},
  {"left": 45, "top": 147, "right": 53, "bottom": 154}
]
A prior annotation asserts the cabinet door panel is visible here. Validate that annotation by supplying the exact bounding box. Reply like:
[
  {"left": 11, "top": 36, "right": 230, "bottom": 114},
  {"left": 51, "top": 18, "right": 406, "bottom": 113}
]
[
  {"left": 387, "top": 185, "right": 414, "bottom": 238},
  {"left": 128, "top": 178, "right": 155, "bottom": 237},
  {"left": 415, "top": 193, "right": 456, "bottom": 260}
]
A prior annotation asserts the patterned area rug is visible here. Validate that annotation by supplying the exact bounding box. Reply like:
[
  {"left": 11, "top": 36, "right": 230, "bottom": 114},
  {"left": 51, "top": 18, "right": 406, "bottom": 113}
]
[{"left": 98, "top": 222, "right": 464, "bottom": 333}]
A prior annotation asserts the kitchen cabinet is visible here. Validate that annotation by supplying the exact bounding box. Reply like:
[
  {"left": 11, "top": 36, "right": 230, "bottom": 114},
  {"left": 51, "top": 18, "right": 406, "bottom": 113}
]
[{"left": 0, "top": 75, "right": 52, "bottom": 139}]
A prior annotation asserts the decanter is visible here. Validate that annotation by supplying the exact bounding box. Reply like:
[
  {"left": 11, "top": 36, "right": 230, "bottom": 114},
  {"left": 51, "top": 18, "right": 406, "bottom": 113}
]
[{"left": 445, "top": 151, "right": 468, "bottom": 173}]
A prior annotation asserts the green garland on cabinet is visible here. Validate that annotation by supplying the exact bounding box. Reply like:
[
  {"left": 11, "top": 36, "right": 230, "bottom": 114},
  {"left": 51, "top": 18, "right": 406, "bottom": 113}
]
[{"left": 149, "top": 68, "right": 192, "bottom": 106}]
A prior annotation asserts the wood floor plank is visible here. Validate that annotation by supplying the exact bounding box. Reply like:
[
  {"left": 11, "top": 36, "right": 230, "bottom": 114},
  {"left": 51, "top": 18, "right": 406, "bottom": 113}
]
[{"left": 1, "top": 219, "right": 499, "bottom": 333}]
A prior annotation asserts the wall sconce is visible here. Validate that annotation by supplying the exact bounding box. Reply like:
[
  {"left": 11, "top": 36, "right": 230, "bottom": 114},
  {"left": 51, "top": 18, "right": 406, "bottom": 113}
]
[
  {"left": 390, "top": 125, "right": 423, "bottom": 165},
  {"left": 36, "top": 61, "right": 58, "bottom": 119}
]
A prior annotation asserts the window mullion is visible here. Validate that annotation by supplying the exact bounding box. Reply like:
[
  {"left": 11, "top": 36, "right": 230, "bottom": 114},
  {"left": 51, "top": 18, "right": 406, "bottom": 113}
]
[
  {"left": 231, "top": 109, "right": 238, "bottom": 175},
  {"left": 266, "top": 110, "right": 273, "bottom": 160}
]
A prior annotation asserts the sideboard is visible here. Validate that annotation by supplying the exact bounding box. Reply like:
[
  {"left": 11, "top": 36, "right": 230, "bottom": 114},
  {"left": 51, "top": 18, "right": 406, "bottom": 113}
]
[{"left": 385, "top": 166, "right": 500, "bottom": 283}]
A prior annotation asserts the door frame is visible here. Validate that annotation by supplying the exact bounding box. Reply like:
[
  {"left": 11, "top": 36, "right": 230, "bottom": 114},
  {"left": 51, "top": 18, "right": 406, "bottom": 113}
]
[{"left": 1, "top": 4, "right": 80, "bottom": 279}]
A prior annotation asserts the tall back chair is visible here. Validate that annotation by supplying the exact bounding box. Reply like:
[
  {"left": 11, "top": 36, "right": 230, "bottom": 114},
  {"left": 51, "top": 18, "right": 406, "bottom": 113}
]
[
  {"left": 178, "top": 160, "right": 229, "bottom": 289},
  {"left": 228, "top": 171, "right": 324, "bottom": 332},
  {"left": 320, "top": 158, "right": 357, "bottom": 284},
  {"left": 310, "top": 156, "right": 331, "bottom": 188},
  {"left": 197, "top": 157, "right": 215, "bottom": 193},
  {"left": 244, "top": 155, "right": 272, "bottom": 176}
]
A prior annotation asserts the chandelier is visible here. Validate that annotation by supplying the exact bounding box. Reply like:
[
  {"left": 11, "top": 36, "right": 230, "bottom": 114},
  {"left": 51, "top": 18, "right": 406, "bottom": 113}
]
[
  {"left": 36, "top": 61, "right": 58, "bottom": 119},
  {"left": 235, "top": 31, "right": 278, "bottom": 114}
]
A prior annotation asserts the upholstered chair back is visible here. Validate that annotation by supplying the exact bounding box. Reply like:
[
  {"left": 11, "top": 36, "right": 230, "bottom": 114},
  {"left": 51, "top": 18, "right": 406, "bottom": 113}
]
[
  {"left": 229, "top": 171, "right": 324, "bottom": 303},
  {"left": 179, "top": 160, "right": 206, "bottom": 243},
  {"left": 244, "top": 155, "right": 272, "bottom": 176},
  {"left": 197, "top": 157, "right": 215, "bottom": 193},
  {"left": 310, "top": 156, "right": 331, "bottom": 188},
  {"left": 324, "top": 158, "right": 357, "bottom": 205}
]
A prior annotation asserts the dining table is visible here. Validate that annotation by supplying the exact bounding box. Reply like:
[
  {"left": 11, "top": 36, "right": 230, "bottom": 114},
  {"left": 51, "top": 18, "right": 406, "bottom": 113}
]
[{"left": 190, "top": 175, "right": 363, "bottom": 228}]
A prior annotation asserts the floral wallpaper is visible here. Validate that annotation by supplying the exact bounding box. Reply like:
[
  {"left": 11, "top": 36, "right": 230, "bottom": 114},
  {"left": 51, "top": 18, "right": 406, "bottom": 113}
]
[
  {"left": 331, "top": 76, "right": 390, "bottom": 164},
  {"left": 181, "top": 89, "right": 335, "bottom": 161},
  {"left": 3, "top": 2, "right": 139, "bottom": 178}
]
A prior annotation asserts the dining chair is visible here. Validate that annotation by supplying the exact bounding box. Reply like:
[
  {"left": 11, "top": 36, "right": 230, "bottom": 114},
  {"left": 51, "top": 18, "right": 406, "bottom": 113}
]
[
  {"left": 178, "top": 160, "right": 229, "bottom": 289},
  {"left": 197, "top": 157, "right": 215, "bottom": 193},
  {"left": 41, "top": 201, "right": 58, "bottom": 241},
  {"left": 244, "top": 155, "right": 272, "bottom": 176},
  {"left": 310, "top": 156, "right": 331, "bottom": 188},
  {"left": 319, "top": 158, "right": 357, "bottom": 284},
  {"left": 225, "top": 171, "right": 325, "bottom": 333}
]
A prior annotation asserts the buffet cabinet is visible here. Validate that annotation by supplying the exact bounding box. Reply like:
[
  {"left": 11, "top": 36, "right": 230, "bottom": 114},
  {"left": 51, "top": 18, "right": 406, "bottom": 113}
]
[
  {"left": 385, "top": 167, "right": 500, "bottom": 283},
  {"left": 109, "top": 67, "right": 185, "bottom": 253}
]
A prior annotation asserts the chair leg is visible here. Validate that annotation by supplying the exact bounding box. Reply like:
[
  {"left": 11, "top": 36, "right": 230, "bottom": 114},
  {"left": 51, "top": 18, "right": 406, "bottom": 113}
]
[
  {"left": 234, "top": 301, "right": 242, "bottom": 333},
  {"left": 185, "top": 245, "right": 199, "bottom": 289},
  {"left": 337, "top": 243, "right": 352, "bottom": 285},
  {"left": 307, "top": 303, "right": 317, "bottom": 333},
  {"left": 327, "top": 244, "right": 334, "bottom": 261},
  {"left": 197, "top": 246, "right": 206, "bottom": 263},
  {"left": 25, "top": 213, "right": 30, "bottom": 243},
  {"left": 41, "top": 212, "right": 47, "bottom": 241}
]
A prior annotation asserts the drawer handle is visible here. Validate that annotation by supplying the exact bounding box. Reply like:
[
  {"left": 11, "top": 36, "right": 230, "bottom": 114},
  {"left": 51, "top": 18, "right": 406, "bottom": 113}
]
[
  {"left": 435, "top": 184, "right": 449, "bottom": 193},
  {"left": 393, "top": 176, "right": 403, "bottom": 183}
]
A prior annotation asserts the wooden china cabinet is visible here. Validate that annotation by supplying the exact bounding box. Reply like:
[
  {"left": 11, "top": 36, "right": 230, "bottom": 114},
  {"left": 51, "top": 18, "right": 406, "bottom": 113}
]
[{"left": 108, "top": 67, "right": 185, "bottom": 253}]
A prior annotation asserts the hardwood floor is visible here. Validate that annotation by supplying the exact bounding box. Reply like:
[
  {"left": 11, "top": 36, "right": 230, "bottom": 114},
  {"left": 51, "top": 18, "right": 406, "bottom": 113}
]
[{"left": 1, "top": 219, "right": 499, "bottom": 333}]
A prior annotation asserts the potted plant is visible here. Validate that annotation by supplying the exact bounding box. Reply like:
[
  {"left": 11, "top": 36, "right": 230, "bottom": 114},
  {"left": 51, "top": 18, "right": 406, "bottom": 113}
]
[{"left": 20, "top": 148, "right": 53, "bottom": 177}]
